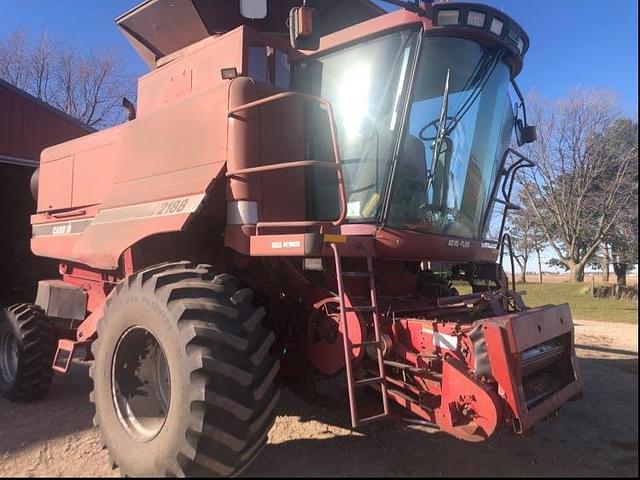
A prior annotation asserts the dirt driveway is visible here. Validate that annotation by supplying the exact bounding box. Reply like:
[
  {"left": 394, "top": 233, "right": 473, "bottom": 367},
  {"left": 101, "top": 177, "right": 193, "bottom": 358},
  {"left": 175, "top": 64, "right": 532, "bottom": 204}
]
[{"left": 0, "top": 320, "right": 637, "bottom": 477}]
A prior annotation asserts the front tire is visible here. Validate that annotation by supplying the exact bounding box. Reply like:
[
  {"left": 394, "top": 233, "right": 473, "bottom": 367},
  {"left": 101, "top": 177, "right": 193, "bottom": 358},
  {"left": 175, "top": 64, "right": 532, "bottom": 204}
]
[
  {"left": 0, "top": 303, "right": 55, "bottom": 402},
  {"left": 90, "top": 262, "right": 280, "bottom": 477}
]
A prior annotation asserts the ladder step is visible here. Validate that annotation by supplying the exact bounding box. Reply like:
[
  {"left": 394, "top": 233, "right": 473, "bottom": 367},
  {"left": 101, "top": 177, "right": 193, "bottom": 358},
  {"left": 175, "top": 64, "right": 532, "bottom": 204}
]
[
  {"left": 387, "top": 388, "right": 418, "bottom": 404},
  {"left": 352, "top": 340, "right": 381, "bottom": 349},
  {"left": 342, "top": 271, "right": 372, "bottom": 278},
  {"left": 383, "top": 360, "right": 426, "bottom": 373},
  {"left": 383, "top": 360, "right": 442, "bottom": 380},
  {"left": 358, "top": 413, "right": 389, "bottom": 425},
  {"left": 354, "top": 376, "right": 385, "bottom": 387},
  {"left": 344, "top": 306, "right": 376, "bottom": 313}
]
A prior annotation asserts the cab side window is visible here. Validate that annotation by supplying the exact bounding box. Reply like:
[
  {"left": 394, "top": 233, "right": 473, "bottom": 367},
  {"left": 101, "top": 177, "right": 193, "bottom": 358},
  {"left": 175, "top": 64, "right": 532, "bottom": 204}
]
[
  {"left": 248, "top": 46, "right": 268, "bottom": 83},
  {"left": 247, "top": 46, "right": 290, "bottom": 89}
]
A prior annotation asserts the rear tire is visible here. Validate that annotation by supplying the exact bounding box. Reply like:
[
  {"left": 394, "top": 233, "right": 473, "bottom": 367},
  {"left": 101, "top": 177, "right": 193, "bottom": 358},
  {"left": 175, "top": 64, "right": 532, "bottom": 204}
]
[
  {"left": 90, "top": 262, "right": 280, "bottom": 477},
  {"left": 0, "top": 303, "right": 55, "bottom": 402}
]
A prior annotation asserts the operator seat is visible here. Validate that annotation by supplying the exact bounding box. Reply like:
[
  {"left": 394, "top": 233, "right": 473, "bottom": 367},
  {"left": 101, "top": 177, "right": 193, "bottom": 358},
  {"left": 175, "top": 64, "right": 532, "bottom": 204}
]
[
  {"left": 391, "top": 134, "right": 428, "bottom": 219},
  {"left": 402, "top": 134, "right": 427, "bottom": 179}
]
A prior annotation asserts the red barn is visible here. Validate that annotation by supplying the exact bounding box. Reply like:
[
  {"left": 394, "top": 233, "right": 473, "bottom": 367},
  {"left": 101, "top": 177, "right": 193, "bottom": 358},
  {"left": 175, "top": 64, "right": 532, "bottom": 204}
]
[{"left": 0, "top": 78, "right": 93, "bottom": 303}]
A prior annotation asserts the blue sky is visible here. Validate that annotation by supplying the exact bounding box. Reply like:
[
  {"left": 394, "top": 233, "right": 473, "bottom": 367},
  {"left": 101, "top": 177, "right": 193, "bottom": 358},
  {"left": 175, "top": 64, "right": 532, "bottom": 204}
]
[
  {"left": 1, "top": 0, "right": 637, "bottom": 273},
  {"left": 375, "top": 0, "right": 638, "bottom": 116},
  {"left": 1, "top": 0, "right": 637, "bottom": 115}
]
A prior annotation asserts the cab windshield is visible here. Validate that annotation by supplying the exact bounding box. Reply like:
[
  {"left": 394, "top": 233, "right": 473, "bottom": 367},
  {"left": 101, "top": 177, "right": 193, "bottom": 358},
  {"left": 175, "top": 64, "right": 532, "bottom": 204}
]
[
  {"left": 299, "top": 29, "right": 419, "bottom": 221},
  {"left": 299, "top": 31, "right": 514, "bottom": 240},
  {"left": 388, "top": 36, "right": 514, "bottom": 239}
]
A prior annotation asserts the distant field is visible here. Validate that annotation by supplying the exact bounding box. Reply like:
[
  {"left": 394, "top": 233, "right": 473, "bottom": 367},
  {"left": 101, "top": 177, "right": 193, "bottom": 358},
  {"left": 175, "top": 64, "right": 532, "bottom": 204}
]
[
  {"left": 518, "top": 282, "right": 638, "bottom": 324},
  {"left": 526, "top": 273, "right": 638, "bottom": 285}
]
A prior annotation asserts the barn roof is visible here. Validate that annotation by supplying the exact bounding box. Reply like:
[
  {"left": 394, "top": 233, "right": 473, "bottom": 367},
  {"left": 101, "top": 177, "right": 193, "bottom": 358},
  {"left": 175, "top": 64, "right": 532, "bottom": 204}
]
[
  {"left": 0, "top": 78, "right": 94, "bottom": 166},
  {"left": 0, "top": 79, "right": 95, "bottom": 134}
]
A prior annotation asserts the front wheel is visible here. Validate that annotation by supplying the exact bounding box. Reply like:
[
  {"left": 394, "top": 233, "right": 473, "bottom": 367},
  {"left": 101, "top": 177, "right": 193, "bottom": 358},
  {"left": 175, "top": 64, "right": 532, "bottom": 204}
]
[
  {"left": 90, "top": 262, "right": 280, "bottom": 477},
  {"left": 0, "top": 304, "right": 55, "bottom": 402}
]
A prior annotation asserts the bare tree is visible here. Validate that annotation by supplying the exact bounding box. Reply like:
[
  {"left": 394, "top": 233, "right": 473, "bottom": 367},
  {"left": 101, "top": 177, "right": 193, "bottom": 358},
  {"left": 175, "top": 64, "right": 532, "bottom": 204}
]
[
  {"left": 508, "top": 192, "right": 547, "bottom": 283},
  {"left": 610, "top": 221, "right": 638, "bottom": 287},
  {"left": 521, "top": 88, "right": 637, "bottom": 282},
  {"left": 602, "top": 119, "right": 639, "bottom": 287},
  {"left": 0, "top": 30, "right": 30, "bottom": 88},
  {"left": 0, "top": 29, "right": 134, "bottom": 128}
]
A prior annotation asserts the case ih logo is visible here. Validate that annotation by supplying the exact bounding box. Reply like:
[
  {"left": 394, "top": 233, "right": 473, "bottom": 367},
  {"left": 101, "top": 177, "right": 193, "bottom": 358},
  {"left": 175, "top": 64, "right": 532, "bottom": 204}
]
[
  {"left": 448, "top": 239, "right": 471, "bottom": 249},
  {"left": 52, "top": 224, "right": 71, "bottom": 235}
]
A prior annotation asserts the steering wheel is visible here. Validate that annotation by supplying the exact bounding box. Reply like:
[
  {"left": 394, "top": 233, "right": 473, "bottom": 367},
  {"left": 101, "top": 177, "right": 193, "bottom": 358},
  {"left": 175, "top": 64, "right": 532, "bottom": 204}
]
[{"left": 418, "top": 116, "right": 458, "bottom": 142}]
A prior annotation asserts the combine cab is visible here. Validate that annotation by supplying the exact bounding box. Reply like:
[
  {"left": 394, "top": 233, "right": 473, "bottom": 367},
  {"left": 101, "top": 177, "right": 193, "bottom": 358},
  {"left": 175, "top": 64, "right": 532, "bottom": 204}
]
[{"left": 4, "top": 0, "right": 582, "bottom": 476}]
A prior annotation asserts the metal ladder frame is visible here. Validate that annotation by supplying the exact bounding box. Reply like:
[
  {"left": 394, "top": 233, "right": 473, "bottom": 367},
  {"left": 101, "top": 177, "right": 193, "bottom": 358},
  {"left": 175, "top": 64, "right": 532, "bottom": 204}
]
[{"left": 331, "top": 243, "right": 389, "bottom": 427}]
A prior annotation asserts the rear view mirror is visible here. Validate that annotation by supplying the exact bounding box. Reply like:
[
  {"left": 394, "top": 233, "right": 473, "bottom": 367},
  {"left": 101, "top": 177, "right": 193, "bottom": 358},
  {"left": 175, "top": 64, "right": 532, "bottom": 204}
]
[
  {"left": 515, "top": 119, "right": 537, "bottom": 146},
  {"left": 289, "top": 6, "right": 320, "bottom": 51},
  {"left": 240, "top": 0, "right": 267, "bottom": 19},
  {"left": 522, "top": 125, "right": 537, "bottom": 143}
]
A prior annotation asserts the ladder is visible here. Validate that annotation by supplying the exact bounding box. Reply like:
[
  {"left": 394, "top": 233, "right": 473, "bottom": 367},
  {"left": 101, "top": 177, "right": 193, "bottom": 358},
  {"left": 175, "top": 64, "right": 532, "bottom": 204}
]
[{"left": 330, "top": 243, "right": 390, "bottom": 428}]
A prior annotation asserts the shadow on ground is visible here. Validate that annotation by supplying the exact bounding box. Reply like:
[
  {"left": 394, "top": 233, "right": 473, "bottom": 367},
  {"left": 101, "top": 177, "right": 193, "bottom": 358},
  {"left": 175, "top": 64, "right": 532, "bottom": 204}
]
[
  {"left": 0, "top": 362, "right": 94, "bottom": 456},
  {"left": 246, "top": 354, "right": 638, "bottom": 477},
  {"left": 0, "top": 349, "right": 637, "bottom": 477}
]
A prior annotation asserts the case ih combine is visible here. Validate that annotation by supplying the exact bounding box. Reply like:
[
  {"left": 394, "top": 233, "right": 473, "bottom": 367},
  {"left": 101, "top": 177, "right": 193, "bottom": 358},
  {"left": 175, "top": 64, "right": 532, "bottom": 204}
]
[{"left": 1, "top": 0, "right": 582, "bottom": 476}]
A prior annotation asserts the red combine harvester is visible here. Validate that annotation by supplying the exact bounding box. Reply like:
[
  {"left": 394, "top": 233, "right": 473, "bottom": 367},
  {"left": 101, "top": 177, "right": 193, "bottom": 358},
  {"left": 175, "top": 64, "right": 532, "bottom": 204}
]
[{"left": 1, "top": 0, "right": 582, "bottom": 476}]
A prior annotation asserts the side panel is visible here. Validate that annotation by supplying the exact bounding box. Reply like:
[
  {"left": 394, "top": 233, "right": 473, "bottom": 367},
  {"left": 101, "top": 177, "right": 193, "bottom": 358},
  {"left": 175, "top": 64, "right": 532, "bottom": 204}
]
[
  {"left": 32, "top": 83, "right": 231, "bottom": 270},
  {"left": 37, "top": 128, "right": 121, "bottom": 212},
  {"left": 108, "top": 87, "right": 227, "bottom": 199},
  {"left": 38, "top": 156, "right": 73, "bottom": 210},
  {"left": 72, "top": 144, "right": 120, "bottom": 208},
  {"left": 482, "top": 304, "right": 583, "bottom": 431},
  {"left": 32, "top": 28, "right": 256, "bottom": 269},
  {"left": 136, "top": 28, "right": 244, "bottom": 117}
]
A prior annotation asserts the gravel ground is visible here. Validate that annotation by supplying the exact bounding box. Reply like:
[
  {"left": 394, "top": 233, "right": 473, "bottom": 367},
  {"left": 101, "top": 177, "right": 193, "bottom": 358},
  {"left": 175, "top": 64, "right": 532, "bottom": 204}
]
[{"left": 0, "top": 320, "right": 637, "bottom": 477}]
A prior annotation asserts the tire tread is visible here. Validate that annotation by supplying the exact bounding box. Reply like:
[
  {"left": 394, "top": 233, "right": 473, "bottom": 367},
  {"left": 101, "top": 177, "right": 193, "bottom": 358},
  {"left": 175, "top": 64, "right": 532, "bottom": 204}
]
[{"left": 90, "top": 262, "right": 279, "bottom": 477}]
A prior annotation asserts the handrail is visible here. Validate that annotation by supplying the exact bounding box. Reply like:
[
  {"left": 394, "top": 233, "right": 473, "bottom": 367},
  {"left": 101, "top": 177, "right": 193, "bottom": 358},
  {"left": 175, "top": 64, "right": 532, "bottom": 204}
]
[
  {"left": 482, "top": 147, "right": 536, "bottom": 246},
  {"left": 500, "top": 148, "right": 535, "bottom": 203},
  {"left": 500, "top": 232, "right": 517, "bottom": 293},
  {"left": 226, "top": 160, "right": 339, "bottom": 177},
  {"left": 227, "top": 91, "right": 347, "bottom": 233}
]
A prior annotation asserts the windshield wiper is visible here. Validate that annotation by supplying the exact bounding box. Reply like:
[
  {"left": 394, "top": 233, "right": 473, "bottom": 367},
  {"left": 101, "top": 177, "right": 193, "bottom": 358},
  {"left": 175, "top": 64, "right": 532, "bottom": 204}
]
[
  {"left": 424, "top": 49, "right": 505, "bottom": 201},
  {"left": 433, "top": 68, "right": 450, "bottom": 164},
  {"left": 425, "top": 68, "right": 450, "bottom": 192}
]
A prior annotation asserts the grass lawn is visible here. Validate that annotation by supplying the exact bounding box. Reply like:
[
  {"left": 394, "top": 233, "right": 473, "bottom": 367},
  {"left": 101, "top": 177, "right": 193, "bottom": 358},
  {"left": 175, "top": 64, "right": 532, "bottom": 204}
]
[
  {"left": 453, "top": 281, "right": 637, "bottom": 323},
  {"left": 516, "top": 282, "right": 638, "bottom": 324}
]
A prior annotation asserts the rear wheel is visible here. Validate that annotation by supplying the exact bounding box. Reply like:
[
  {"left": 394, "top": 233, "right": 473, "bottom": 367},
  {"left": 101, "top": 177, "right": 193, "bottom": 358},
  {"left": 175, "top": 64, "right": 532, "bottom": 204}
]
[
  {"left": 90, "top": 262, "right": 280, "bottom": 477},
  {"left": 0, "top": 303, "right": 55, "bottom": 402}
]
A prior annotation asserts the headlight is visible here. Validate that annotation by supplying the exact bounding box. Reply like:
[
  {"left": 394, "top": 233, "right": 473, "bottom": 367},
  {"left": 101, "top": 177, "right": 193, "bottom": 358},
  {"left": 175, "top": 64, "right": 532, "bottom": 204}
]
[
  {"left": 437, "top": 9, "right": 460, "bottom": 26},
  {"left": 467, "top": 11, "right": 486, "bottom": 28},
  {"left": 490, "top": 17, "right": 505, "bottom": 36},
  {"left": 430, "top": 2, "right": 530, "bottom": 68}
]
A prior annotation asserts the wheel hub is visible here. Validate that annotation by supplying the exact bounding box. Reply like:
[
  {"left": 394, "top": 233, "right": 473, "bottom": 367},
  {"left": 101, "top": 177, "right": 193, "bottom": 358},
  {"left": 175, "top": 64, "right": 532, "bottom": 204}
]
[
  {"left": 112, "top": 327, "right": 171, "bottom": 442},
  {"left": 0, "top": 329, "right": 18, "bottom": 384}
]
